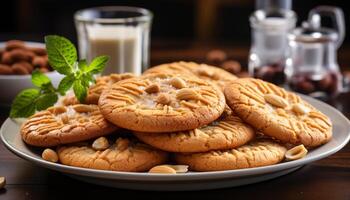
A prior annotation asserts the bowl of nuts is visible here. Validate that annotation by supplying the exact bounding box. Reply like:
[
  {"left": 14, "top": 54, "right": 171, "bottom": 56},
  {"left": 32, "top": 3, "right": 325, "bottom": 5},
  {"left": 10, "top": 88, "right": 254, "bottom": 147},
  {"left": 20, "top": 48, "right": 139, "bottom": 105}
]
[{"left": 0, "top": 40, "right": 63, "bottom": 105}]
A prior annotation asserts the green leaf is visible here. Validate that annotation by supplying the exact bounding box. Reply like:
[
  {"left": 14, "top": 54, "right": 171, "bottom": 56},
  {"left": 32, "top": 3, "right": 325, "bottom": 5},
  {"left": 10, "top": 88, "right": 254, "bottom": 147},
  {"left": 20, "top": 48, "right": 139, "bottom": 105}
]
[
  {"left": 57, "top": 75, "right": 75, "bottom": 95},
  {"left": 36, "top": 93, "right": 58, "bottom": 111},
  {"left": 78, "top": 59, "right": 88, "bottom": 71},
  {"left": 31, "top": 70, "right": 51, "bottom": 88},
  {"left": 45, "top": 35, "right": 77, "bottom": 75},
  {"left": 10, "top": 89, "right": 40, "bottom": 118},
  {"left": 73, "top": 80, "right": 87, "bottom": 103},
  {"left": 85, "top": 56, "right": 109, "bottom": 74}
]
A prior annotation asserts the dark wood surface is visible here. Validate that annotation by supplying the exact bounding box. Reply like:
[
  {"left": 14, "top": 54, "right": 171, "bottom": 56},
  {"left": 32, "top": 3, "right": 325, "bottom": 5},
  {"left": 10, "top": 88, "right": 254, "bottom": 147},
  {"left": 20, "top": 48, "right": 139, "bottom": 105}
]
[{"left": 1, "top": 44, "right": 350, "bottom": 200}]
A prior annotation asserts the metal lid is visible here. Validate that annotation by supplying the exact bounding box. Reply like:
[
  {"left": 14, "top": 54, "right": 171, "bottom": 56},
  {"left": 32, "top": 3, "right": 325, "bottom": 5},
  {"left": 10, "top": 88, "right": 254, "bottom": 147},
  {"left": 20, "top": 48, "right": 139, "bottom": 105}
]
[{"left": 288, "top": 27, "right": 338, "bottom": 43}]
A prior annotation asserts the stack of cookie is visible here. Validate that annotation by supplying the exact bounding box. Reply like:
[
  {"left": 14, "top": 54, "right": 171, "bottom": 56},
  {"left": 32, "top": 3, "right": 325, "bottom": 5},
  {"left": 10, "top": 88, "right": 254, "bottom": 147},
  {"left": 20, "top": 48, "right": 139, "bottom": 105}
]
[{"left": 20, "top": 61, "right": 333, "bottom": 173}]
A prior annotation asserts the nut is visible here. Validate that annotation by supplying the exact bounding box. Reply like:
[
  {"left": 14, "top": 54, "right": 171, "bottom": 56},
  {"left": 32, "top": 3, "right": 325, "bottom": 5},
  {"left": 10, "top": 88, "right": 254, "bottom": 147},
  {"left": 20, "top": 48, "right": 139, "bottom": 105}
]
[
  {"left": 9, "top": 49, "right": 32, "bottom": 62},
  {"left": 292, "top": 103, "right": 310, "bottom": 115},
  {"left": 221, "top": 60, "right": 241, "bottom": 74},
  {"left": 92, "top": 137, "right": 109, "bottom": 151},
  {"left": 1, "top": 52, "right": 13, "bottom": 64},
  {"left": 164, "top": 165, "right": 189, "bottom": 173},
  {"left": 0, "top": 64, "right": 13, "bottom": 75},
  {"left": 206, "top": 49, "right": 227, "bottom": 63},
  {"left": 264, "top": 94, "right": 288, "bottom": 108},
  {"left": 72, "top": 104, "right": 94, "bottom": 113},
  {"left": 149, "top": 165, "right": 177, "bottom": 174},
  {"left": 285, "top": 144, "right": 308, "bottom": 161},
  {"left": 12, "top": 63, "right": 29, "bottom": 75},
  {"left": 145, "top": 83, "right": 160, "bottom": 94},
  {"left": 169, "top": 77, "right": 187, "bottom": 89},
  {"left": 29, "top": 47, "right": 47, "bottom": 56},
  {"left": 39, "top": 68, "right": 49, "bottom": 73},
  {"left": 196, "top": 68, "right": 214, "bottom": 77},
  {"left": 32, "top": 56, "right": 48, "bottom": 68},
  {"left": 0, "top": 176, "right": 6, "bottom": 189},
  {"left": 156, "top": 93, "right": 171, "bottom": 105},
  {"left": 116, "top": 138, "right": 129, "bottom": 151},
  {"left": 48, "top": 106, "right": 67, "bottom": 114},
  {"left": 42, "top": 148, "right": 59, "bottom": 163},
  {"left": 176, "top": 88, "right": 199, "bottom": 100},
  {"left": 13, "top": 62, "right": 33, "bottom": 73},
  {"left": 5, "top": 40, "right": 25, "bottom": 51},
  {"left": 60, "top": 114, "right": 69, "bottom": 124}
]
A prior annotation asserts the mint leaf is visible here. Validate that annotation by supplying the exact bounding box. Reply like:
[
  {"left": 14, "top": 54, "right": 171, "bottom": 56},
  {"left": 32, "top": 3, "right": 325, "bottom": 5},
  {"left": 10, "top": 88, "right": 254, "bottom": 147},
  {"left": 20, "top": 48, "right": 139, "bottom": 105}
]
[
  {"left": 45, "top": 35, "right": 77, "bottom": 75},
  {"left": 78, "top": 59, "right": 88, "bottom": 71},
  {"left": 73, "top": 80, "right": 87, "bottom": 103},
  {"left": 10, "top": 89, "right": 40, "bottom": 118},
  {"left": 85, "top": 56, "right": 109, "bottom": 74},
  {"left": 36, "top": 93, "right": 58, "bottom": 111},
  {"left": 31, "top": 70, "right": 51, "bottom": 88},
  {"left": 57, "top": 75, "right": 75, "bottom": 95}
]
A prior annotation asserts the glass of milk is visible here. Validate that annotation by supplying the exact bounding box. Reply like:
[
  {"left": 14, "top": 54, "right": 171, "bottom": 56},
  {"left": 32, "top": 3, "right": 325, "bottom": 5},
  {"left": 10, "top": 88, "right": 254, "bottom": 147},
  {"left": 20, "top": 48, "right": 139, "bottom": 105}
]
[{"left": 74, "top": 6, "right": 152, "bottom": 75}]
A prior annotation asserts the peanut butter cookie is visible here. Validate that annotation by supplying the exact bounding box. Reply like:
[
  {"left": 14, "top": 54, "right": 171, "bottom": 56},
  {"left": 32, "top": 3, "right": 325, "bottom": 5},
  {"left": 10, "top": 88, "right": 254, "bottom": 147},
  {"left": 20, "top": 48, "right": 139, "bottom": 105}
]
[
  {"left": 21, "top": 104, "right": 118, "bottom": 147},
  {"left": 175, "top": 139, "right": 287, "bottom": 171},
  {"left": 144, "top": 61, "right": 237, "bottom": 90},
  {"left": 134, "top": 106, "right": 255, "bottom": 152},
  {"left": 62, "top": 73, "right": 135, "bottom": 105},
  {"left": 57, "top": 137, "right": 168, "bottom": 172},
  {"left": 99, "top": 73, "right": 226, "bottom": 132},
  {"left": 224, "top": 78, "right": 332, "bottom": 147}
]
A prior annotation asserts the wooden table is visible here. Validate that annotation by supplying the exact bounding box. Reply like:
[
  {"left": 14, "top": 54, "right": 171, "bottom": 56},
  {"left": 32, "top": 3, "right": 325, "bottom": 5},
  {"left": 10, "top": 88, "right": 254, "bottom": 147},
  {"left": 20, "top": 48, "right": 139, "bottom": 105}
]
[{"left": 1, "top": 44, "right": 350, "bottom": 200}]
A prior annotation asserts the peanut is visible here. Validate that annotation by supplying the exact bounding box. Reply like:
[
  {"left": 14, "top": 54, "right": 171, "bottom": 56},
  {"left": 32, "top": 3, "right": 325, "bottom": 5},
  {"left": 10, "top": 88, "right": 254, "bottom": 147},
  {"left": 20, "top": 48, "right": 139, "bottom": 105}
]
[
  {"left": 5, "top": 40, "right": 25, "bottom": 51},
  {"left": 156, "top": 93, "right": 171, "bottom": 105},
  {"left": 72, "top": 104, "right": 95, "bottom": 113},
  {"left": 176, "top": 88, "right": 199, "bottom": 100},
  {"left": 14, "top": 62, "right": 33, "bottom": 73},
  {"left": 29, "top": 47, "right": 47, "bottom": 56},
  {"left": 164, "top": 165, "right": 189, "bottom": 173},
  {"left": 292, "top": 103, "right": 310, "bottom": 115},
  {"left": 92, "top": 137, "right": 109, "bottom": 151},
  {"left": 32, "top": 56, "right": 48, "bottom": 68},
  {"left": 145, "top": 83, "right": 160, "bottom": 94},
  {"left": 264, "top": 94, "right": 288, "bottom": 108},
  {"left": 197, "top": 68, "right": 214, "bottom": 77},
  {"left": 1, "top": 52, "right": 13, "bottom": 64},
  {"left": 10, "top": 49, "right": 32, "bottom": 62},
  {"left": 116, "top": 138, "right": 130, "bottom": 151},
  {"left": 12, "top": 63, "right": 29, "bottom": 75},
  {"left": 285, "top": 144, "right": 308, "bottom": 161},
  {"left": 42, "top": 148, "right": 59, "bottom": 163},
  {"left": 149, "top": 165, "right": 177, "bottom": 174},
  {"left": 0, "top": 64, "right": 13, "bottom": 75},
  {"left": 0, "top": 177, "right": 5, "bottom": 189},
  {"left": 169, "top": 77, "right": 187, "bottom": 89},
  {"left": 48, "top": 106, "right": 67, "bottom": 114}
]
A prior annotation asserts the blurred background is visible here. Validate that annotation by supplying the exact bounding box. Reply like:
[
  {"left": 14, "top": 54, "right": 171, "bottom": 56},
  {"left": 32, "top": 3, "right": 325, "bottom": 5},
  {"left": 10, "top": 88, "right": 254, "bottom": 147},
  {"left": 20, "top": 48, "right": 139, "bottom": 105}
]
[{"left": 0, "top": 0, "right": 349, "bottom": 67}]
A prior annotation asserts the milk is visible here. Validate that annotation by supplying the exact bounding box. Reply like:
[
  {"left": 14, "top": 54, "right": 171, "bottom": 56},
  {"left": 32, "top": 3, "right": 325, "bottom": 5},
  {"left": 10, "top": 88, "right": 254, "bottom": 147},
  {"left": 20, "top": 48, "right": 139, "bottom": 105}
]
[{"left": 87, "top": 26, "right": 142, "bottom": 75}]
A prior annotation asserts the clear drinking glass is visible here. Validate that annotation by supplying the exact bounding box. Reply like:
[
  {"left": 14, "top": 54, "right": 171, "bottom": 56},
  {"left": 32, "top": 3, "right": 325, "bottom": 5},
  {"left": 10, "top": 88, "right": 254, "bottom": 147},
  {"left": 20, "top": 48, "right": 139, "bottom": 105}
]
[{"left": 74, "top": 6, "right": 152, "bottom": 75}]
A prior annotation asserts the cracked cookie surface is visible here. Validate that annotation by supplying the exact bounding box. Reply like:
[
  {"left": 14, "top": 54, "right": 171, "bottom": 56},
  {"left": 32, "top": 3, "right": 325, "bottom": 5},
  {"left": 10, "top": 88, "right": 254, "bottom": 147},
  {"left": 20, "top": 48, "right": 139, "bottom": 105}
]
[
  {"left": 99, "top": 73, "right": 226, "bottom": 132},
  {"left": 144, "top": 61, "right": 237, "bottom": 90},
  {"left": 62, "top": 73, "right": 135, "bottom": 105},
  {"left": 20, "top": 104, "right": 118, "bottom": 147},
  {"left": 224, "top": 78, "right": 332, "bottom": 147},
  {"left": 134, "top": 106, "right": 255, "bottom": 152},
  {"left": 57, "top": 137, "right": 168, "bottom": 172},
  {"left": 175, "top": 139, "right": 286, "bottom": 171}
]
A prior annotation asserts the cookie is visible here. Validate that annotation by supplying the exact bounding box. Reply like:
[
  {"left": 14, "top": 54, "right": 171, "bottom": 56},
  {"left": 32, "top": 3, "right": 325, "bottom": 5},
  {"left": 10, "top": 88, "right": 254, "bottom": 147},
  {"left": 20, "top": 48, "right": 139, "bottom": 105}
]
[
  {"left": 134, "top": 106, "right": 255, "bottom": 152},
  {"left": 99, "top": 73, "right": 226, "bottom": 132},
  {"left": 224, "top": 78, "right": 332, "bottom": 147},
  {"left": 21, "top": 104, "right": 118, "bottom": 147},
  {"left": 175, "top": 139, "right": 287, "bottom": 171},
  {"left": 62, "top": 73, "right": 135, "bottom": 105},
  {"left": 144, "top": 61, "right": 237, "bottom": 90},
  {"left": 57, "top": 137, "right": 168, "bottom": 172}
]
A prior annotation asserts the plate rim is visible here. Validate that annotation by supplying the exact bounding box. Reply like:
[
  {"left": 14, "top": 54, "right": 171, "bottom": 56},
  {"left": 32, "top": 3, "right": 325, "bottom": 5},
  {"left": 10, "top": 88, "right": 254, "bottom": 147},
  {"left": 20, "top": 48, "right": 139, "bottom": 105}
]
[{"left": 1, "top": 95, "right": 350, "bottom": 181}]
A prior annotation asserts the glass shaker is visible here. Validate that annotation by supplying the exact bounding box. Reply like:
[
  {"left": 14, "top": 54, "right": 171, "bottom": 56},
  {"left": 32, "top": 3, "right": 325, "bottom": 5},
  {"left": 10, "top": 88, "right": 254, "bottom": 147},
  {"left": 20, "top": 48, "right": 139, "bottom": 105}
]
[
  {"left": 287, "top": 6, "right": 345, "bottom": 99},
  {"left": 249, "top": 0, "right": 297, "bottom": 85}
]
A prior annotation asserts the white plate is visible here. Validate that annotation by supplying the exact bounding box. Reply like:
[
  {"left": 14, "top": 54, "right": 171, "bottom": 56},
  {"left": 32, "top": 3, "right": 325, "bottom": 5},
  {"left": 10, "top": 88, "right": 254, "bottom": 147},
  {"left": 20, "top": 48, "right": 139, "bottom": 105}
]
[{"left": 1, "top": 95, "right": 350, "bottom": 191}]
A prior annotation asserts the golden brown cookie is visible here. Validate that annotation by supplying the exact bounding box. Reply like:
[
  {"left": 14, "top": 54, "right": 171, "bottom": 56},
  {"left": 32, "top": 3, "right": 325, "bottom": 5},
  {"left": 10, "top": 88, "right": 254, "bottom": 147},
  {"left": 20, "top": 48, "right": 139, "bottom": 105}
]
[
  {"left": 175, "top": 139, "right": 287, "bottom": 171},
  {"left": 57, "top": 137, "right": 168, "bottom": 172},
  {"left": 144, "top": 61, "right": 237, "bottom": 90},
  {"left": 224, "top": 78, "right": 332, "bottom": 147},
  {"left": 62, "top": 73, "right": 135, "bottom": 105},
  {"left": 134, "top": 106, "right": 255, "bottom": 152},
  {"left": 21, "top": 104, "right": 118, "bottom": 147},
  {"left": 99, "top": 73, "right": 226, "bottom": 132}
]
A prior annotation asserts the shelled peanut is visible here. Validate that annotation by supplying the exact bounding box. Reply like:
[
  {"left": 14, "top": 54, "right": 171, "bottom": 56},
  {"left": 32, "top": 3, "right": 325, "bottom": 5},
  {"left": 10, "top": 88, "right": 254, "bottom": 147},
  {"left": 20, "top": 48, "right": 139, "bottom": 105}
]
[{"left": 0, "top": 40, "right": 52, "bottom": 75}]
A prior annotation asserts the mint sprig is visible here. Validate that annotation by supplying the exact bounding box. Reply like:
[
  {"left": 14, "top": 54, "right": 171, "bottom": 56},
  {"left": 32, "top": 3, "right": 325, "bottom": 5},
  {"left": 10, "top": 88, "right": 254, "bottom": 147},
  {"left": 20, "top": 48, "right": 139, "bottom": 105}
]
[{"left": 10, "top": 35, "right": 109, "bottom": 118}]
